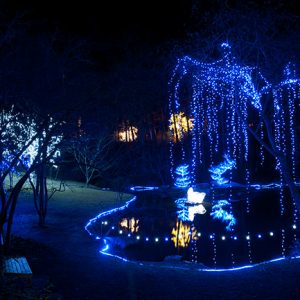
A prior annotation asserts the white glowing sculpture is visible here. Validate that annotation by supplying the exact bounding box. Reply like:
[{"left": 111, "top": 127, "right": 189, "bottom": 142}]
[
  {"left": 188, "top": 205, "right": 206, "bottom": 222},
  {"left": 186, "top": 187, "right": 206, "bottom": 221},
  {"left": 187, "top": 187, "right": 206, "bottom": 204}
]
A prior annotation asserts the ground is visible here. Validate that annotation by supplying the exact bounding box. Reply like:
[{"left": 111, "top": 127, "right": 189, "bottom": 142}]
[{"left": 4, "top": 181, "right": 300, "bottom": 299}]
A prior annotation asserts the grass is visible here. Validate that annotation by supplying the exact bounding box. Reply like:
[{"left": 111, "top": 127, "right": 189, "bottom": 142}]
[{"left": 2, "top": 180, "right": 132, "bottom": 299}]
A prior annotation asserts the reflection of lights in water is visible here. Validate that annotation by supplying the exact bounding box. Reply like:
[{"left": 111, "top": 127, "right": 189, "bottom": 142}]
[
  {"left": 119, "top": 218, "right": 139, "bottom": 233},
  {"left": 187, "top": 188, "right": 206, "bottom": 221},
  {"left": 171, "top": 220, "right": 197, "bottom": 248},
  {"left": 210, "top": 200, "right": 236, "bottom": 231},
  {"left": 176, "top": 187, "right": 206, "bottom": 222},
  {"left": 85, "top": 196, "right": 137, "bottom": 236},
  {"left": 188, "top": 205, "right": 206, "bottom": 222},
  {"left": 129, "top": 186, "right": 159, "bottom": 191}
]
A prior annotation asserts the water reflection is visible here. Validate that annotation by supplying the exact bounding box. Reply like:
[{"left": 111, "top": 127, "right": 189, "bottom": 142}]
[{"left": 87, "top": 185, "right": 299, "bottom": 268}]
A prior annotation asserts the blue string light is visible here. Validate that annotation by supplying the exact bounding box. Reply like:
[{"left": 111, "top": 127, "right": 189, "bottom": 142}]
[
  {"left": 210, "top": 200, "right": 236, "bottom": 231},
  {"left": 174, "top": 164, "right": 191, "bottom": 188},
  {"left": 209, "top": 154, "right": 236, "bottom": 185},
  {"left": 85, "top": 196, "right": 137, "bottom": 237}
]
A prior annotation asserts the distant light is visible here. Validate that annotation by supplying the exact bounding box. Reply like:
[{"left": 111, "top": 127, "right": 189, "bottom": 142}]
[
  {"left": 119, "top": 230, "right": 123, "bottom": 234},
  {"left": 145, "top": 237, "right": 149, "bottom": 242},
  {"left": 155, "top": 238, "right": 159, "bottom": 242},
  {"left": 269, "top": 232, "right": 274, "bottom": 236},
  {"left": 209, "top": 235, "right": 214, "bottom": 239},
  {"left": 136, "top": 236, "right": 140, "bottom": 240},
  {"left": 165, "top": 237, "right": 169, "bottom": 242},
  {"left": 112, "top": 226, "right": 115, "bottom": 230},
  {"left": 197, "top": 232, "right": 201, "bottom": 237},
  {"left": 292, "top": 224, "right": 297, "bottom": 229},
  {"left": 257, "top": 234, "right": 262, "bottom": 239},
  {"left": 246, "top": 235, "right": 250, "bottom": 240},
  {"left": 116, "top": 125, "right": 138, "bottom": 142},
  {"left": 221, "top": 236, "right": 226, "bottom": 240},
  {"left": 128, "top": 234, "right": 131, "bottom": 237},
  {"left": 233, "top": 236, "right": 238, "bottom": 240}
]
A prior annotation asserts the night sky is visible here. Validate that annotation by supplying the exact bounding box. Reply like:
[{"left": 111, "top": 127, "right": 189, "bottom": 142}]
[
  {"left": 3, "top": 1, "right": 191, "bottom": 48},
  {"left": 2, "top": 0, "right": 300, "bottom": 116},
  {"left": 3, "top": 1, "right": 300, "bottom": 71},
  {"left": 0, "top": 0, "right": 195, "bottom": 116}
]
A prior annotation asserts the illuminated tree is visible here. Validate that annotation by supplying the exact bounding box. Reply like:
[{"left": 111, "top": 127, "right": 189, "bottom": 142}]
[
  {"left": 209, "top": 154, "right": 236, "bottom": 185},
  {"left": 0, "top": 107, "right": 63, "bottom": 251},
  {"left": 27, "top": 116, "right": 62, "bottom": 226},
  {"left": 174, "top": 164, "right": 191, "bottom": 188},
  {"left": 169, "top": 43, "right": 300, "bottom": 225}
]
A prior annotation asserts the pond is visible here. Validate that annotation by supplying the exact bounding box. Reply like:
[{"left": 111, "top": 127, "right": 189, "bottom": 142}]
[{"left": 86, "top": 184, "right": 299, "bottom": 268}]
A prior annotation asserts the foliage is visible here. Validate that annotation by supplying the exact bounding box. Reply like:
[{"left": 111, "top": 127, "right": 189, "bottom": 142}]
[{"left": 0, "top": 107, "right": 63, "bottom": 251}]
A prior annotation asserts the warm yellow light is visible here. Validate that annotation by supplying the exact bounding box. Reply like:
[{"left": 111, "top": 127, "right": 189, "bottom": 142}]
[
  {"left": 120, "top": 217, "right": 139, "bottom": 233},
  {"left": 171, "top": 220, "right": 197, "bottom": 248},
  {"left": 169, "top": 112, "right": 194, "bottom": 142},
  {"left": 116, "top": 126, "right": 138, "bottom": 142}
]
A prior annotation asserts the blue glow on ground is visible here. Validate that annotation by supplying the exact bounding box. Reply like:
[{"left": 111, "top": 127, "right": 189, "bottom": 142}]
[
  {"left": 99, "top": 249, "right": 129, "bottom": 262},
  {"left": 100, "top": 239, "right": 109, "bottom": 252},
  {"left": 97, "top": 243, "right": 300, "bottom": 272},
  {"left": 201, "top": 256, "right": 296, "bottom": 272}
]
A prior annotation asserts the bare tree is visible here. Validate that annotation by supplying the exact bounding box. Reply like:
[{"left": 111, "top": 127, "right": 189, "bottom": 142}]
[{"left": 68, "top": 132, "right": 116, "bottom": 187}]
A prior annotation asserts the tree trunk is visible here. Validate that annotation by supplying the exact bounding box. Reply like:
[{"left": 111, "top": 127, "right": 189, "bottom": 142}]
[
  {"left": 36, "top": 162, "right": 48, "bottom": 227},
  {"left": 3, "top": 166, "right": 35, "bottom": 253}
]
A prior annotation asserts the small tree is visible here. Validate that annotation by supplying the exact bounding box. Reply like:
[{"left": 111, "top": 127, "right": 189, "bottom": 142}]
[
  {"left": 68, "top": 132, "right": 115, "bottom": 187},
  {"left": 26, "top": 116, "right": 63, "bottom": 226}
]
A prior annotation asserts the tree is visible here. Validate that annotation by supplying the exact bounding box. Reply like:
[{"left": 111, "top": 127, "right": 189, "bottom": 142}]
[
  {"left": 0, "top": 107, "right": 63, "bottom": 252},
  {"left": 168, "top": 43, "right": 300, "bottom": 223},
  {"left": 26, "top": 116, "right": 63, "bottom": 227},
  {"left": 68, "top": 131, "right": 116, "bottom": 187}
]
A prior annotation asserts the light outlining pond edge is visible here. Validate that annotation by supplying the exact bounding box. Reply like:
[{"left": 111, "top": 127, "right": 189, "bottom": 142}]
[
  {"left": 84, "top": 195, "right": 137, "bottom": 237},
  {"left": 85, "top": 196, "right": 300, "bottom": 272},
  {"left": 129, "top": 186, "right": 159, "bottom": 192}
]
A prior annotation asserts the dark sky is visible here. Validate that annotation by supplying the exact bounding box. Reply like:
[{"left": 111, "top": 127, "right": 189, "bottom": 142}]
[{"left": 3, "top": 0, "right": 192, "bottom": 45}]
